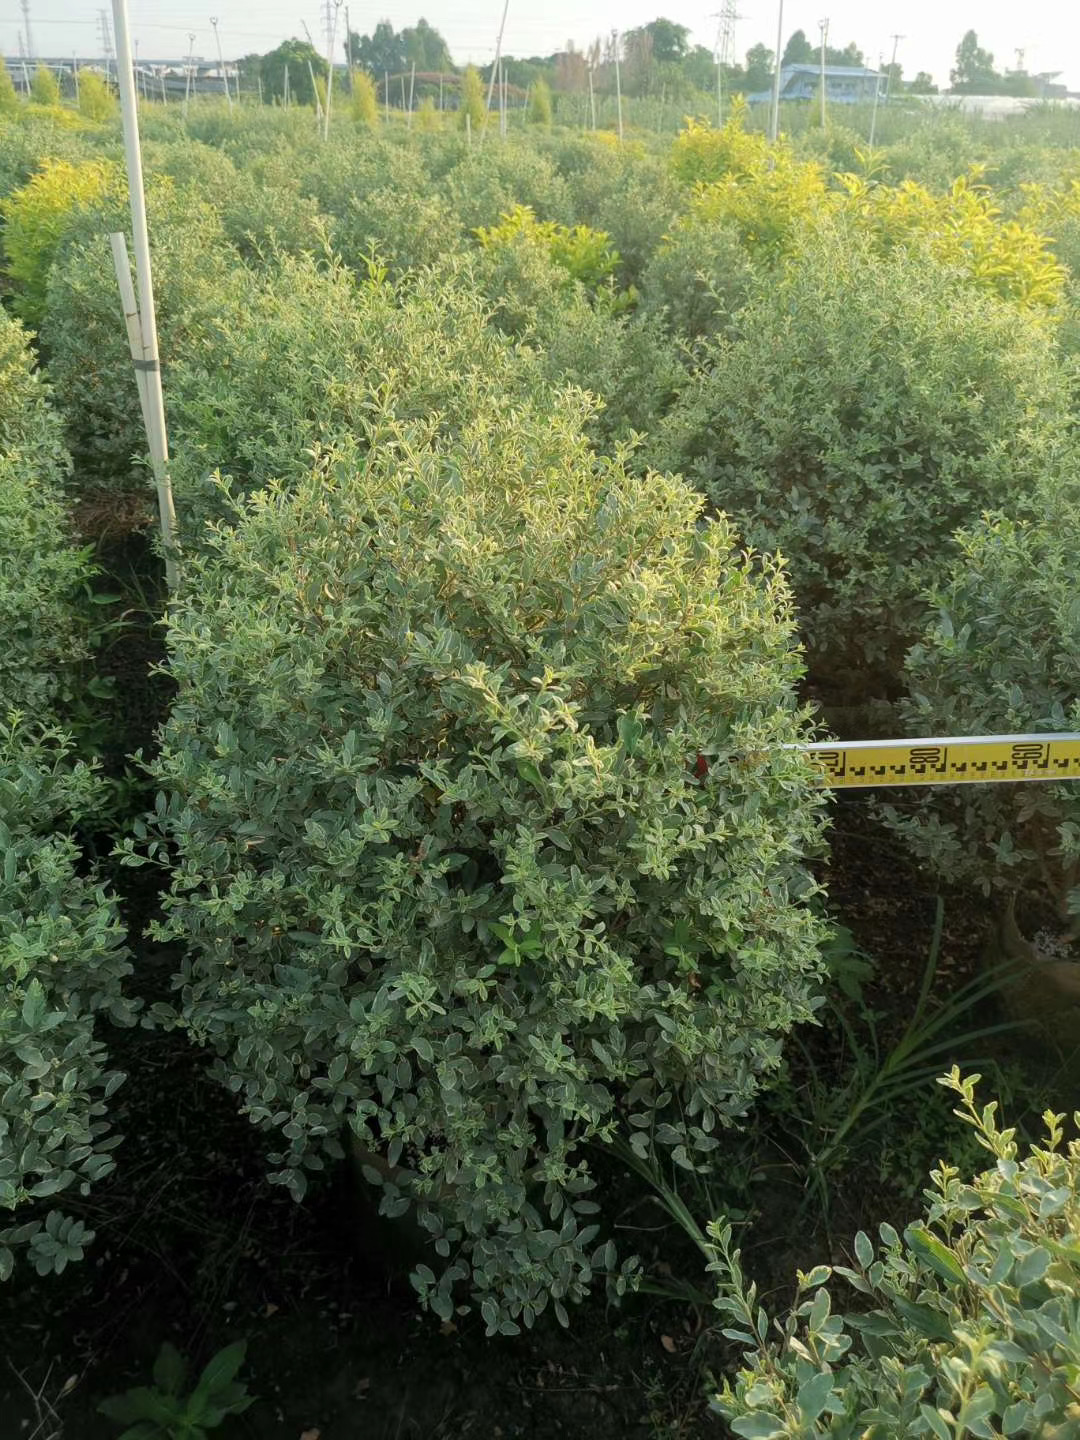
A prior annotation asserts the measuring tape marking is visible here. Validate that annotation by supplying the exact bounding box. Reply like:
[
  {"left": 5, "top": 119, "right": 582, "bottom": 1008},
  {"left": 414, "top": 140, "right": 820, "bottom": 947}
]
[{"left": 794, "top": 733, "right": 1080, "bottom": 789}]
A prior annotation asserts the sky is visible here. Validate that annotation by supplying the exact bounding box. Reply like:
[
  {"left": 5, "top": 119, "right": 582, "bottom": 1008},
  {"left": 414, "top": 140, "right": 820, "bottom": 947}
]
[{"left": 6, "top": 0, "right": 1080, "bottom": 91}]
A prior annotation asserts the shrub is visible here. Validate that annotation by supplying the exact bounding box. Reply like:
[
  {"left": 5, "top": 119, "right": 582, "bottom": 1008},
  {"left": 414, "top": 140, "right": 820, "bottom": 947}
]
[
  {"left": 132, "top": 398, "right": 828, "bottom": 1329},
  {"left": 639, "top": 214, "right": 758, "bottom": 342},
  {"left": 889, "top": 478, "right": 1080, "bottom": 917},
  {"left": 350, "top": 70, "right": 379, "bottom": 128},
  {"left": 0, "top": 311, "right": 131, "bottom": 1282},
  {"left": 556, "top": 137, "right": 679, "bottom": 289},
  {"left": 29, "top": 66, "right": 60, "bottom": 107},
  {"left": 1, "top": 157, "right": 119, "bottom": 325},
  {"left": 711, "top": 1069, "right": 1080, "bottom": 1439},
  {"left": 0, "top": 58, "right": 17, "bottom": 114},
  {"left": 164, "top": 252, "right": 543, "bottom": 540},
  {"left": 0, "top": 720, "right": 133, "bottom": 1280},
  {"left": 528, "top": 78, "right": 552, "bottom": 127},
  {"left": 442, "top": 144, "right": 572, "bottom": 233},
  {"left": 837, "top": 169, "right": 1067, "bottom": 312},
  {"left": 459, "top": 64, "right": 485, "bottom": 132},
  {"left": 475, "top": 203, "right": 620, "bottom": 290},
  {"left": 415, "top": 96, "right": 440, "bottom": 133},
  {"left": 471, "top": 238, "right": 684, "bottom": 451},
  {"left": 653, "top": 229, "right": 1072, "bottom": 696},
  {"left": 0, "top": 310, "right": 90, "bottom": 713},
  {"left": 670, "top": 102, "right": 772, "bottom": 187},
  {"left": 77, "top": 69, "right": 116, "bottom": 122},
  {"left": 41, "top": 185, "right": 238, "bottom": 494}
]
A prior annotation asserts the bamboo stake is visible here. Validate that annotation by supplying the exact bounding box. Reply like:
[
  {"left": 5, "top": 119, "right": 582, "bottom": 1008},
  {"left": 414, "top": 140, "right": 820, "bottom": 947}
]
[{"left": 110, "top": 0, "right": 179, "bottom": 590}]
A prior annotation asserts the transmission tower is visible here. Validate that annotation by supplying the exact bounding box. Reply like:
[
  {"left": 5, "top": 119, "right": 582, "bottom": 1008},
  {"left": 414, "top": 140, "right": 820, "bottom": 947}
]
[
  {"left": 711, "top": 0, "right": 740, "bottom": 126},
  {"left": 717, "top": 0, "right": 739, "bottom": 71},
  {"left": 98, "top": 9, "right": 114, "bottom": 83},
  {"left": 20, "top": 0, "right": 34, "bottom": 61}
]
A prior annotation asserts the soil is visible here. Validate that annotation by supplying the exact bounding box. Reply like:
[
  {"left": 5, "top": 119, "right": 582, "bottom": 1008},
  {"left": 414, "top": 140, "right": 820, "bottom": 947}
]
[{"left": 0, "top": 761, "right": 1058, "bottom": 1440}]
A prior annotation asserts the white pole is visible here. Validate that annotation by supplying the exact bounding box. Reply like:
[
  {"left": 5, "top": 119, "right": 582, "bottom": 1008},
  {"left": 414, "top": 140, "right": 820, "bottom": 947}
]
[
  {"left": 308, "top": 58, "right": 322, "bottom": 121},
  {"left": 110, "top": 0, "right": 179, "bottom": 590},
  {"left": 210, "top": 16, "right": 231, "bottom": 108},
  {"left": 384, "top": 68, "right": 388, "bottom": 120},
  {"left": 407, "top": 58, "right": 415, "bottom": 127},
  {"left": 323, "top": 0, "right": 341, "bottom": 139},
  {"left": 819, "top": 17, "right": 828, "bottom": 128},
  {"left": 283, "top": 62, "right": 289, "bottom": 107},
  {"left": 869, "top": 53, "right": 882, "bottom": 146},
  {"left": 588, "top": 64, "right": 595, "bottom": 130},
  {"left": 614, "top": 32, "right": 623, "bottom": 141},
  {"left": 184, "top": 33, "right": 194, "bottom": 109},
  {"left": 73, "top": 53, "right": 80, "bottom": 105},
  {"left": 768, "top": 0, "right": 784, "bottom": 142},
  {"left": 482, "top": 0, "right": 510, "bottom": 142}
]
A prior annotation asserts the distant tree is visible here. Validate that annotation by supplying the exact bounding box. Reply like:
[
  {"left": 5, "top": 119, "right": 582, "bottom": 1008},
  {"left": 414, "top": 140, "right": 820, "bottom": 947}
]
[
  {"left": 349, "top": 20, "right": 405, "bottom": 75},
  {"left": 459, "top": 63, "right": 485, "bottom": 130},
  {"left": 0, "top": 58, "right": 18, "bottom": 113},
  {"left": 744, "top": 43, "right": 773, "bottom": 91},
  {"left": 403, "top": 18, "right": 452, "bottom": 71},
  {"left": 29, "top": 65, "right": 60, "bottom": 105},
  {"left": 528, "top": 75, "right": 553, "bottom": 124},
  {"left": 826, "top": 41, "right": 865, "bottom": 68},
  {"left": 951, "top": 30, "right": 1000, "bottom": 92},
  {"left": 685, "top": 44, "right": 719, "bottom": 92},
  {"left": 77, "top": 68, "right": 115, "bottom": 120},
  {"left": 350, "top": 68, "right": 379, "bottom": 126},
  {"left": 645, "top": 18, "right": 690, "bottom": 64},
  {"left": 348, "top": 18, "right": 451, "bottom": 75},
  {"left": 910, "top": 71, "right": 938, "bottom": 94},
  {"left": 883, "top": 61, "right": 903, "bottom": 91},
  {"left": 258, "top": 38, "right": 327, "bottom": 106},
  {"left": 782, "top": 30, "right": 815, "bottom": 66}
]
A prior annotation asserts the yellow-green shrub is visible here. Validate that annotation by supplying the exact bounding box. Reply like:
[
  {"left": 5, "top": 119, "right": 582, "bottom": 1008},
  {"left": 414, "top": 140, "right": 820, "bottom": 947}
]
[
  {"left": 0, "top": 59, "right": 17, "bottom": 114},
  {"left": 836, "top": 169, "right": 1066, "bottom": 311},
  {"left": 1, "top": 157, "right": 119, "bottom": 324},
  {"left": 349, "top": 70, "right": 378, "bottom": 128},
  {"left": 672, "top": 106, "right": 826, "bottom": 260},
  {"left": 77, "top": 69, "right": 116, "bottom": 123},
  {"left": 29, "top": 67, "right": 60, "bottom": 107},
  {"left": 476, "top": 203, "right": 620, "bottom": 291}
]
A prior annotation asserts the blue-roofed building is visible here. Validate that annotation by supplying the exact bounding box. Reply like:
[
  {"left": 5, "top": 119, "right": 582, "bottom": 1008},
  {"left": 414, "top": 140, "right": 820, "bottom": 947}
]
[{"left": 746, "top": 63, "right": 884, "bottom": 106}]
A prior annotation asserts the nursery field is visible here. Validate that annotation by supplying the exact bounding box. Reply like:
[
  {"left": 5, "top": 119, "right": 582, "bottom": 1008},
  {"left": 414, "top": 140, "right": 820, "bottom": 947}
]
[{"left": 4, "top": 78, "right": 1080, "bottom": 1439}]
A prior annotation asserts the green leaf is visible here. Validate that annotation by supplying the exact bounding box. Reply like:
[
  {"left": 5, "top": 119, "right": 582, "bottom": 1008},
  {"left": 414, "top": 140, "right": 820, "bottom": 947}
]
[
  {"left": 905, "top": 1224, "right": 965, "bottom": 1285},
  {"left": 797, "top": 1370, "right": 835, "bottom": 1422},
  {"left": 152, "top": 1342, "right": 187, "bottom": 1396},
  {"left": 192, "top": 1341, "right": 246, "bottom": 1400},
  {"left": 854, "top": 1229, "right": 874, "bottom": 1268},
  {"left": 730, "top": 1415, "right": 788, "bottom": 1439}
]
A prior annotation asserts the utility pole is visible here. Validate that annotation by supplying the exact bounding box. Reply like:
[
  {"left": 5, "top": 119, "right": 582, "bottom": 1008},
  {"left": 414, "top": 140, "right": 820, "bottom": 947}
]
[
  {"left": 614, "top": 29, "right": 623, "bottom": 140},
  {"left": 184, "top": 31, "right": 195, "bottom": 107},
  {"left": 885, "top": 32, "right": 903, "bottom": 99},
  {"left": 210, "top": 16, "right": 231, "bottom": 108},
  {"left": 323, "top": 0, "right": 342, "bottom": 138},
  {"left": 587, "top": 63, "right": 596, "bottom": 130},
  {"left": 818, "top": 18, "right": 828, "bottom": 127},
  {"left": 482, "top": 0, "right": 510, "bottom": 141},
  {"left": 768, "top": 0, "right": 784, "bottom": 142},
  {"left": 869, "top": 51, "right": 883, "bottom": 145}
]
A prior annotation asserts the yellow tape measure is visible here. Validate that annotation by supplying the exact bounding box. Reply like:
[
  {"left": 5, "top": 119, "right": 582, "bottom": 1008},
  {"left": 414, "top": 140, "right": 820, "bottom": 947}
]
[{"left": 800, "top": 734, "right": 1080, "bottom": 789}]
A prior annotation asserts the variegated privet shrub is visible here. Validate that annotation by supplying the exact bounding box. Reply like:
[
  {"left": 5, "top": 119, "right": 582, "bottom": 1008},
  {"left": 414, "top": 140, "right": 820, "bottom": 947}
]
[
  {"left": 164, "top": 252, "right": 551, "bottom": 544},
  {"left": 653, "top": 228, "right": 1072, "bottom": 700},
  {"left": 0, "top": 310, "right": 132, "bottom": 1279},
  {"left": 131, "top": 398, "right": 828, "bottom": 1329},
  {"left": 886, "top": 474, "right": 1080, "bottom": 919},
  {"left": 711, "top": 1070, "right": 1080, "bottom": 1439}
]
